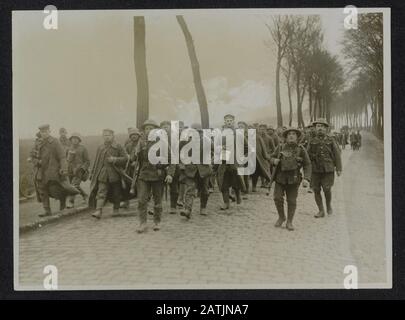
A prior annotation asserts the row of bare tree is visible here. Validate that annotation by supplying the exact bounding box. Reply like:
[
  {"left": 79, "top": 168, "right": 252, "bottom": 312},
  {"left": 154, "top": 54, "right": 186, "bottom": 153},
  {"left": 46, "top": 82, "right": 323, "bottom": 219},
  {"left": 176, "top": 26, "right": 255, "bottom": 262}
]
[
  {"left": 133, "top": 13, "right": 383, "bottom": 138},
  {"left": 330, "top": 13, "right": 384, "bottom": 138},
  {"left": 267, "top": 15, "right": 344, "bottom": 128}
]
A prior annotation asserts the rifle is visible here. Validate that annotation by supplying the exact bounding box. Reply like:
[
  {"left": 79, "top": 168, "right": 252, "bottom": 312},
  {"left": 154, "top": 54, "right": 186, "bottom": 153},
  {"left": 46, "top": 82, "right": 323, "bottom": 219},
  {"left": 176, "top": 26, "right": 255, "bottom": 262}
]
[
  {"left": 112, "top": 163, "right": 133, "bottom": 189},
  {"left": 266, "top": 161, "right": 280, "bottom": 196},
  {"left": 130, "top": 160, "right": 140, "bottom": 195}
]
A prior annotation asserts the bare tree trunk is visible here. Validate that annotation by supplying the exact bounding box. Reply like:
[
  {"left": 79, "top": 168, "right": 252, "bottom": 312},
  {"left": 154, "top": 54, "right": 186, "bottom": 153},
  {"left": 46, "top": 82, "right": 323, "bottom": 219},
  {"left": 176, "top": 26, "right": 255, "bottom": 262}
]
[
  {"left": 283, "top": 63, "right": 293, "bottom": 127},
  {"left": 295, "top": 71, "right": 305, "bottom": 127},
  {"left": 311, "top": 94, "right": 318, "bottom": 121},
  {"left": 308, "top": 82, "right": 313, "bottom": 122},
  {"left": 276, "top": 58, "right": 283, "bottom": 127},
  {"left": 288, "top": 83, "right": 293, "bottom": 126},
  {"left": 134, "top": 16, "right": 149, "bottom": 128},
  {"left": 177, "top": 15, "right": 209, "bottom": 128}
]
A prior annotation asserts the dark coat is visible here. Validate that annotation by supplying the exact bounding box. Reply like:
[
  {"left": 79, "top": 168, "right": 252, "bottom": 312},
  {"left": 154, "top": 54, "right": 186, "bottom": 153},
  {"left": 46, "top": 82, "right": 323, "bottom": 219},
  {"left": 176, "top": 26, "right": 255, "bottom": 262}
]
[
  {"left": 178, "top": 135, "right": 212, "bottom": 180},
  {"left": 269, "top": 132, "right": 280, "bottom": 147},
  {"left": 254, "top": 135, "right": 272, "bottom": 181},
  {"left": 134, "top": 137, "right": 176, "bottom": 182},
  {"left": 67, "top": 144, "right": 90, "bottom": 178},
  {"left": 259, "top": 133, "right": 275, "bottom": 155},
  {"left": 307, "top": 134, "right": 342, "bottom": 173},
  {"left": 33, "top": 136, "right": 78, "bottom": 202},
  {"left": 88, "top": 141, "right": 128, "bottom": 208},
  {"left": 35, "top": 136, "right": 68, "bottom": 184}
]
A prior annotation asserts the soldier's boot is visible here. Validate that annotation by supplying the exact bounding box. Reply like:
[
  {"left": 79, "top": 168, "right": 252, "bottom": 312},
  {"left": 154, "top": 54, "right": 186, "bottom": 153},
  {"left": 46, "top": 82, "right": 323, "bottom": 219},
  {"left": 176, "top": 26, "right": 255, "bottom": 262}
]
[
  {"left": 286, "top": 205, "right": 296, "bottom": 231},
  {"left": 153, "top": 222, "right": 160, "bottom": 231},
  {"left": 59, "top": 197, "right": 66, "bottom": 211},
  {"left": 180, "top": 209, "right": 191, "bottom": 220},
  {"left": 82, "top": 192, "right": 88, "bottom": 203},
  {"left": 137, "top": 222, "right": 147, "bottom": 233},
  {"left": 229, "top": 191, "right": 236, "bottom": 202},
  {"left": 324, "top": 189, "right": 333, "bottom": 215},
  {"left": 66, "top": 196, "right": 74, "bottom": 209},
  {"left": 92, "top": 208, "right": 102, "bottom": 219},
  {"left": 274, "top": 202, "right": 286, "bottom": 228},
  {"left": 169, "top": 207, "right": 177, "bottom": 214},
  {"left": 92, "top": 200, "right": 104, "bottom": 219},
  {"left": 220, "top": 191, "right": 230, "bottom": 210},
  {"left": 314, "top": 192, "right": 325, "bottom": 218},
  {"left": 112, "top": 208, "right": 120, "bottom": 217},
  {"left": 200, "top": 207, "right": 207, "bottom": 216},
  {"left": 120, "top": 200, "right": 129, "bottom": 209},
  {"left": 39, "top": 206, "right": 52, "bottom": 217},
  {"left": 235, "top": 189, "right": 242, "bottom": 205},
  {"left": 153, "top": 211, "right": 161, "bottom": 230},
  {"left": 260, "top": 177, "right": 266, "bottom": 188}
]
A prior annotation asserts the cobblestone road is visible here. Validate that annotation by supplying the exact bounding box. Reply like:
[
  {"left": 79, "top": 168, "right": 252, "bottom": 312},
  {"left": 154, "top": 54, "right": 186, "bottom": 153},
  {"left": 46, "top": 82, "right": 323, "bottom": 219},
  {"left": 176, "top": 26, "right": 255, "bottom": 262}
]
[{"left": 17, "top": 132, "right": 389, "bottom": 289}]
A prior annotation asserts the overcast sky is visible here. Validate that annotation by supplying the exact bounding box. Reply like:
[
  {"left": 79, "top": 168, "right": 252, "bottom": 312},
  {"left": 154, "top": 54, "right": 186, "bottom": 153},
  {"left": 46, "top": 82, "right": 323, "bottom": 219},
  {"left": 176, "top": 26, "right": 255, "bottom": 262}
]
[{"left": 13, "top": 9, "right": 347, "bottom": 139}]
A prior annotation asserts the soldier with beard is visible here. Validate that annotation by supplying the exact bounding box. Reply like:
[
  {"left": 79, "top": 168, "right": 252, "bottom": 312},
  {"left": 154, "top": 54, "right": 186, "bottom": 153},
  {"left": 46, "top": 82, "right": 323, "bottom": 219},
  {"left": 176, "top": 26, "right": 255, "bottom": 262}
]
[{"left": 307, "top": 118, "right": 342, "bottom": 218}]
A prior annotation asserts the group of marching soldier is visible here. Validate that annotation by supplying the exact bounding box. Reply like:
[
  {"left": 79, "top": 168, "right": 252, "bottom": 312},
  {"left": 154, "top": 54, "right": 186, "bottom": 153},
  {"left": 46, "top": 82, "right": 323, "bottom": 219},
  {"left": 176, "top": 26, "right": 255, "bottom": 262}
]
[{"left": 29, "top": 114, "right": 349, "bottom": 233}]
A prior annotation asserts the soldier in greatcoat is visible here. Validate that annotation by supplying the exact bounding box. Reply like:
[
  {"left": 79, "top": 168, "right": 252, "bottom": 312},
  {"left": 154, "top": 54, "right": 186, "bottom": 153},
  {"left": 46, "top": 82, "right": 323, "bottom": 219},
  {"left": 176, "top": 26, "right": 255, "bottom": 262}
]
[
  {"left": 88, "top": 129, "right": 128, "bottom": 219},
  {"left": 33, "top": 124, "right": 78, "bottom": 217}
]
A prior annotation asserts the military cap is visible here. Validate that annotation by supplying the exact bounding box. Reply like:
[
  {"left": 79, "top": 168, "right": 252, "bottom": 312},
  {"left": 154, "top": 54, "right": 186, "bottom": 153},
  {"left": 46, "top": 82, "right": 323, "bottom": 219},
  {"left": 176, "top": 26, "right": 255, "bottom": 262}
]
[
  {"left": 128, "top": 128, "right": 141, "bottom": 137},
  {"left": 69, "top": 132, "right": 82, "bottom": 142},
  {"left": 59, "top": 127, "right": 67, "bottom": 134},
  {"left": 190, "top": 123, "right": 202, "bottom": 131},
  {"left": 224, "top": 114, "right": 235, "bottom": 120},
  {"left": 38, "top": 124, "right": 50, "bottom": 131},
  {"left": 267, "top": 125, "right": 275, "bottom": 131},
  {"left": 160, "top": 120, "right": 171, "bottom": 127},
  {"left": 259, "top": 124, "right": 268, "bottom": 129},
  {"left": 312, "top": 118, "right": 329, "bottom": 127},
  {"left": 102, "top": 128, "right": 114, "bottom": 135},
  {"left": 282, "top": 127, "right": 302, "bottom": 138},
  {"left": 237, "top": 121, "right": 248, "bottom": 128},
  {"left": 141, "top": 119, "right": 159, "bottom": 130}
]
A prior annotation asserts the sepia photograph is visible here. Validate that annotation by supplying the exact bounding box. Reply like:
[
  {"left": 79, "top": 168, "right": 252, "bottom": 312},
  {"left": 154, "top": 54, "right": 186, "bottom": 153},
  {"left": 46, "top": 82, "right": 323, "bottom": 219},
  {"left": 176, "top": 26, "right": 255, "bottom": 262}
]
[{"left": 12, "top": 7, "right": 391, "bottom": 290}]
